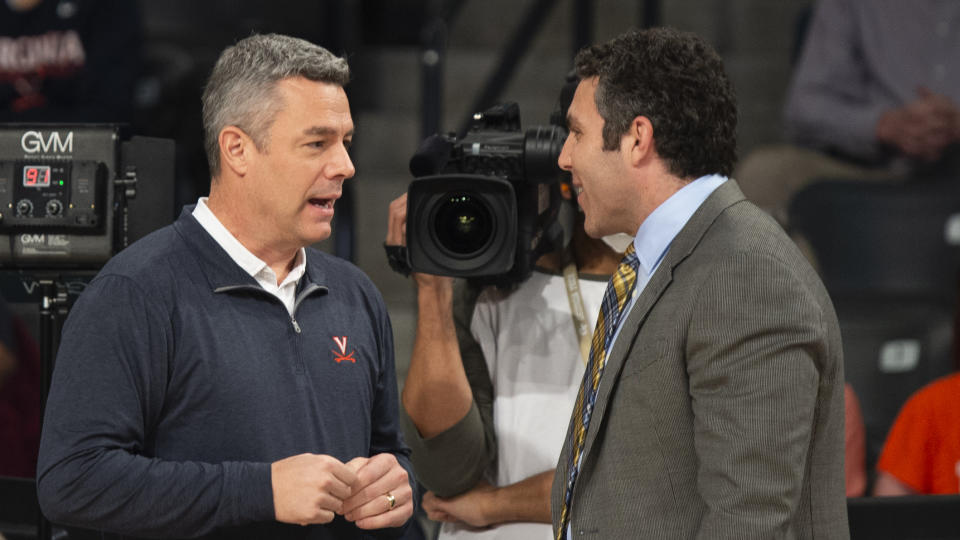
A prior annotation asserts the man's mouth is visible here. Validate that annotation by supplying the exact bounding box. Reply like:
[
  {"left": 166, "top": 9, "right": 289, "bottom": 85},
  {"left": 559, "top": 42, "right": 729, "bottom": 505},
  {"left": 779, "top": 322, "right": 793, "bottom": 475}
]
[
  {"left": 309, "top": 197, "right": 335, "bottom": 209},
  {"left": 574, "top": 186, "right": 584, "bottom": 196}
]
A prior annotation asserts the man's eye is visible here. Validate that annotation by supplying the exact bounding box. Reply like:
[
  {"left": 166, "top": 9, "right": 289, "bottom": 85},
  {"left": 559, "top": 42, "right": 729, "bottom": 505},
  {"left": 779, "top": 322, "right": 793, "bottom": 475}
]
[{"left": 308, "top": 140, "right": 325, "bottom": 148}]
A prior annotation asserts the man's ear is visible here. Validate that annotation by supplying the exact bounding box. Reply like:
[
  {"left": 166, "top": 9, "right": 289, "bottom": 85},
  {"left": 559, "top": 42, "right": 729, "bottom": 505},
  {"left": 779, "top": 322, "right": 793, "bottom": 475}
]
[
  {"left": 623, "top": 115, "right": 655, "bottom": 167},
  {"left": 218, "top": 126, "right": 254, "bottom": 177}
]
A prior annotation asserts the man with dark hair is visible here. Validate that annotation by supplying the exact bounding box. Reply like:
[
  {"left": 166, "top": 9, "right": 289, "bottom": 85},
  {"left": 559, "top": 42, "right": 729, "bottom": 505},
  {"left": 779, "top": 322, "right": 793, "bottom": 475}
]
[
  {"left": 36, "top": 33, "right": 414, "bottom": 539},
  {"left": 552, "top": 28, "right": 847, "bottom": 539}
]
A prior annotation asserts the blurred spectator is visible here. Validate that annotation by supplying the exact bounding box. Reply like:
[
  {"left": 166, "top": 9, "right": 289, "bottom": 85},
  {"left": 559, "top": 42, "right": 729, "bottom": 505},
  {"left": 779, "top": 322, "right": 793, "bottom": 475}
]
[
  {"left": 0, "top": 296, "right": 41, "bottom": 479},
  {"left": 873, "top": 372, "right": 960, "bottom": 495},
  {"left": 0, "top": 0, "right": 142, "bottom": 123},
  {"left": 735, "top": 0, "right": 960, "bottom": 225},
  {"left": 845, "top": 383, "right": 866, "bottom": 497}
]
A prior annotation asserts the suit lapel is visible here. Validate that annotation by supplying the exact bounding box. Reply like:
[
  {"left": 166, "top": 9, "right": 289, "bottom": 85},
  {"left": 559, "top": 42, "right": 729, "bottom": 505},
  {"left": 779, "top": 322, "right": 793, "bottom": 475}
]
[{"left": 577, "top": 180, "right": 748, "bottom": 465}]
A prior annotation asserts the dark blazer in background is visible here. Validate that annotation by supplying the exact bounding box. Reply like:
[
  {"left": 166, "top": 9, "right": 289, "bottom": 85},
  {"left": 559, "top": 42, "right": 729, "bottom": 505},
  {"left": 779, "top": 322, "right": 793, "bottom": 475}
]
[{"left": 552, "top": 181, "right": 849, "bottom": 539}]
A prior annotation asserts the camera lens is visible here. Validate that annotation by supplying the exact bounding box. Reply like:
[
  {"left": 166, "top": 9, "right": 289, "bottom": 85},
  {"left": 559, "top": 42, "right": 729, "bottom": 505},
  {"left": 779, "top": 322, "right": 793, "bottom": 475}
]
[{"left": 433, "top": 193, "right": 493, "bottom": 256}]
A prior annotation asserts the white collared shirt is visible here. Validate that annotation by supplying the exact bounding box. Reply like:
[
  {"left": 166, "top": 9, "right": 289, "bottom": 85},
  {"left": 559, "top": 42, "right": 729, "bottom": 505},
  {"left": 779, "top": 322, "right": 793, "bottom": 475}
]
[{"left": 192, "top": 198, "right": 306, "bottom": 315}]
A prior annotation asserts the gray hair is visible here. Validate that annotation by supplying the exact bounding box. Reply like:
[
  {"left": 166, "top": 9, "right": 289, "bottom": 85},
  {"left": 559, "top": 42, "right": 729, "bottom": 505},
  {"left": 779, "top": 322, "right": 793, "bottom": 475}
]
[{"left": 201, "top": 33, "right": 350, "bottom": 178}]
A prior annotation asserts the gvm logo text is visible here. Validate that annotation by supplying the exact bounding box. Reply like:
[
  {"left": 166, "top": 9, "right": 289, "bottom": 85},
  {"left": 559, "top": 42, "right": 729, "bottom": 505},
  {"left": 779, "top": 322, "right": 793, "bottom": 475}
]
[{"left": 21, "top": 130, "right": 74, "bottom": 154}]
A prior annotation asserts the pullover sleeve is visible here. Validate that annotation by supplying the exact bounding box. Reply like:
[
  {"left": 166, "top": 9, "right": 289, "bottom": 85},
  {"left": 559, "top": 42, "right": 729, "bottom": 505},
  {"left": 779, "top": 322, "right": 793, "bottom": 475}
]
[
  {"left": 366, "top": 291, "right": 418, "bottom": 537},
  {"left": 36, "top": 274, "right": 274, "bottom": 538},
  {"left": 782, "top": 0, "right": 889, "bottom": 163}
]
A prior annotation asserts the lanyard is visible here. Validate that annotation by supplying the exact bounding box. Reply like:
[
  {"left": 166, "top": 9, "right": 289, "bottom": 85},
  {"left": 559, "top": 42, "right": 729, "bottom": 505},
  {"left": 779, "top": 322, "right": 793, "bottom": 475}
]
[{"left": 561, "top": 249, "right": 592, "bottom": 366}]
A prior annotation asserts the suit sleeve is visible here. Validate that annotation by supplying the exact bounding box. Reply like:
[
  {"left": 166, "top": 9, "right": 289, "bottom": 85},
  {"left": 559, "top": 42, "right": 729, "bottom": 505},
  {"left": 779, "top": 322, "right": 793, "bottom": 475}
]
[
  {"left": 36, "top": 274, "right": 274, "bottom": 537},
  {"left": 686, "top": 251, "right": 827, "bottom": 538}
]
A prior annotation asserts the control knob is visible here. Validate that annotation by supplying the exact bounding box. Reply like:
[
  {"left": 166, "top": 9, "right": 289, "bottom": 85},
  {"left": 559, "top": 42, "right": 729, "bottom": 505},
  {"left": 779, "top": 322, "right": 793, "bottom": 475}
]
[
  {"left": 15, "top": 199, "right": 33, "bottom": 217},
  {"left": 46, "top": 199, "right": 64, "bottom": 217}
]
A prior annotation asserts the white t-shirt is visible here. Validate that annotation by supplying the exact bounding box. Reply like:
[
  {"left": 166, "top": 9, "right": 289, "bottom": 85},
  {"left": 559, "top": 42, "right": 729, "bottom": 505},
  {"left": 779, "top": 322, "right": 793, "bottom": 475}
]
[{"left": 439, "top": 269, "right": 608, "bottom": 540}]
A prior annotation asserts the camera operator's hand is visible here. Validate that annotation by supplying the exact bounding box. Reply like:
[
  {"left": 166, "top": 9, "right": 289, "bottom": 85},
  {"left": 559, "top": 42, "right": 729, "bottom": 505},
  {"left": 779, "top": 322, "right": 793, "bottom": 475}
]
[
  {"left": 386, "top": 194, "right": 453, "bottom": 291},
  {"left": 385, "top": 194, "right": 409, "bottom": 248}
]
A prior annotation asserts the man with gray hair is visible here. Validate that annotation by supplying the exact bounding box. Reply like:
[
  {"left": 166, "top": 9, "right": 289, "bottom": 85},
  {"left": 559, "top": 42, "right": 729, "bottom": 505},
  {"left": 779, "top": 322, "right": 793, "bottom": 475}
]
[{"left": 37, "top": 33, "right": 415, "bottom": 539}]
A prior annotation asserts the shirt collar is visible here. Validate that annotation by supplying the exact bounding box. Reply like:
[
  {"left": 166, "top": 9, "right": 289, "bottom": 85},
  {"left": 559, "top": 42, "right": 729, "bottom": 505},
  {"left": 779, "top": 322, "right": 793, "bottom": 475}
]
[
  {"left": 192, "top": 197, "right": 306, "bottom": 285},
  {"left": 632, "top": 174, "right": 728, "bottom": 275}
]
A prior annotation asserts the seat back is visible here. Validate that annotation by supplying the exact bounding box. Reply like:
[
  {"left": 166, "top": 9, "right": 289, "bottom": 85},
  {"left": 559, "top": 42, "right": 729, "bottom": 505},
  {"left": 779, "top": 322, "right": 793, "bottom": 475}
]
[
  {"left": 835, "top": 300, "right": 955, "bottom": 473},
  {"left": 789, "top": 177, "right": 960, "bottom": 479},
  {"left": 789, "top": 178, "right": 960, "bottom": 299}
]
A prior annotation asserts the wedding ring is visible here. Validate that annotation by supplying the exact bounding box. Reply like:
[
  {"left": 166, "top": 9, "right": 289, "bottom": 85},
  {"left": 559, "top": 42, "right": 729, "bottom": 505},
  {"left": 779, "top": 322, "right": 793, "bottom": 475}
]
[{"left": 385, "top": 492, "right": 396, "bottom": 510}]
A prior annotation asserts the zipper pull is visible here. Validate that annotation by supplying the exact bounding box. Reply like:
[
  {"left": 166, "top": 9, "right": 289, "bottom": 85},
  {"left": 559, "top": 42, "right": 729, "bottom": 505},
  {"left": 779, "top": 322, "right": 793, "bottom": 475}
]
[{"left": 291, "top": 317, "right": 302, "bottom": 333}]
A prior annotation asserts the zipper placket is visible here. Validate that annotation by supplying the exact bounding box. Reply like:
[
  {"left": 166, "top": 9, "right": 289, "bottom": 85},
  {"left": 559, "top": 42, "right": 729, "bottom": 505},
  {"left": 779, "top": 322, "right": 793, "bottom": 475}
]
[
  {"left": 213, "top": 282, "right": 327, "bottom": 374},
  {"left": 289, "top": 284, "right": 327, "bottom": 375}
]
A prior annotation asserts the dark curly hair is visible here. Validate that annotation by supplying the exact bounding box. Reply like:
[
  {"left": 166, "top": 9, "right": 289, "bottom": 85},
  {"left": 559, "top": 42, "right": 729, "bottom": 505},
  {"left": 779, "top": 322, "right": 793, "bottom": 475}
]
[{"left": 574, "top": 27, "right": 738, "bottom": 178}]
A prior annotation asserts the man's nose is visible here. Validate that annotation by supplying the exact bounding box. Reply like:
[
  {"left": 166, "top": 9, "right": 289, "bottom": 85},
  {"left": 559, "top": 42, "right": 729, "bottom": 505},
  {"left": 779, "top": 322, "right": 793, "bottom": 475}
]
[
  {"left": 330, "top": 144, "right": 356, "bottom": 180},
  {"left": 557, "top": 136, "right": 573, "bottom": 171}
]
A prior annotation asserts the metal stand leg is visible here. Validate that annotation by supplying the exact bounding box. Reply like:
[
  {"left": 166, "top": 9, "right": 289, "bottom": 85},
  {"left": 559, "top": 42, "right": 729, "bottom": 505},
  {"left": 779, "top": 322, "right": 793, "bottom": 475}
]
[{"left": 37, "top": 279, "right": 68, "bottom": 540}]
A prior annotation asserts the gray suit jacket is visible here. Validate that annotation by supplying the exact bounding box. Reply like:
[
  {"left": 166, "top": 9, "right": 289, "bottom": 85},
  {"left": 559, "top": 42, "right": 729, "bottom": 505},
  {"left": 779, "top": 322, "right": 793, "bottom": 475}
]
[{"left": 551, "top": 181, "right": 849, "bottom": 539}]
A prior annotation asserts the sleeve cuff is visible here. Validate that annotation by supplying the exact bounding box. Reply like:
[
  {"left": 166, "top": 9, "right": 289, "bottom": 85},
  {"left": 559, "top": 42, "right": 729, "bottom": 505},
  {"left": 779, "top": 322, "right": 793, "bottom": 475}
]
[
  {"left": 223, "top": 461, "right": 275, "bottom": 524},
  {"left": 400, "top": 402, "right": 491, "bottom": 497}
]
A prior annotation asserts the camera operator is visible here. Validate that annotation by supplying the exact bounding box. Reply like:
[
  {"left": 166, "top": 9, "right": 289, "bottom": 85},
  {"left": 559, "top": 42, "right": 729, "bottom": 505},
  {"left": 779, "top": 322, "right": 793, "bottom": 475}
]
[
  {"left": 386, "top": 186, "right": 620, "bottom": 539},
  {"left": 36, "top": 34, "right": 414, "bottom": 539}
]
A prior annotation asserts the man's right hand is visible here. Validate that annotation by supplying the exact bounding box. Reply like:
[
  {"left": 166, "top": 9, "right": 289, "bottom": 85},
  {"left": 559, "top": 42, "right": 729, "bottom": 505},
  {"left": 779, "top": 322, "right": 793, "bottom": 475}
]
[{"left": 271, "top": 453, "right": 358, "bottom": 526}]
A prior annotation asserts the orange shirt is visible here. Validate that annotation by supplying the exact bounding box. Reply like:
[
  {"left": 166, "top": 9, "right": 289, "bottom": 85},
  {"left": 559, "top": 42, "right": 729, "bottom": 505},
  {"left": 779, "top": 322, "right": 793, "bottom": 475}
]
[{"left": 876, "top": 373, "right": 960, "bottom": 494}]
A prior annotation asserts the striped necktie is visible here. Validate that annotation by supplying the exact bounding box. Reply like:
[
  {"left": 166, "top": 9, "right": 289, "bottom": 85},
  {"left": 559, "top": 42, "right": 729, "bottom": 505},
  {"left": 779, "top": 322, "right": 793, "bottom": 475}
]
[{"left": 557, "top": 243, "right": 640, "bottom": 540}]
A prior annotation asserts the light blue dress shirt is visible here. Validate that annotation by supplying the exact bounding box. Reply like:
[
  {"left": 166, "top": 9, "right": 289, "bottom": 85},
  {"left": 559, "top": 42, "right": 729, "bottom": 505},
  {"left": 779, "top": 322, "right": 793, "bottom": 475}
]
[{"left": 610, "top": 174, "right": 728, "bottom": 348}]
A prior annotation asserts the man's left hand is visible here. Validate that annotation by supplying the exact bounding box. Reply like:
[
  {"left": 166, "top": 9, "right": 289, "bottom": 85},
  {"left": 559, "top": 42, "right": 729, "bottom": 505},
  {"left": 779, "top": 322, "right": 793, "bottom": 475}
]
[{"left": 342, "top": 454, "right": 413, "bottom": 529}]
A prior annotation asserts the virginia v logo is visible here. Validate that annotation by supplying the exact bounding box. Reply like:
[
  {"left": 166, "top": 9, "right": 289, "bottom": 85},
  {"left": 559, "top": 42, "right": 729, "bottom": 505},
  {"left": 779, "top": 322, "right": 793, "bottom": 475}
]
[
  {"left": 21, "top": 130, "right": 74, "bottom": 154},
  {"left": 331, "top": 336, "right": 356, "bottom": 363}
]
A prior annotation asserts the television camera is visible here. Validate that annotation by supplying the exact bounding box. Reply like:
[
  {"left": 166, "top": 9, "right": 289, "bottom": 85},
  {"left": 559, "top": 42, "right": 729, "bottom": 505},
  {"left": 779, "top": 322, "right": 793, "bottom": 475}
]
[{"left": 390, "top": 101, "right": 571, "bottom": 286}]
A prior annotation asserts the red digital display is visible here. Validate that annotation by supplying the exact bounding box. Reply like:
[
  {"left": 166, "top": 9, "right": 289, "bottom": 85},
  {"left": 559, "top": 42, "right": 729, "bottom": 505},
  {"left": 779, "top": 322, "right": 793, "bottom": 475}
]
[{"left": 23, "top": 165, "right": 52, "bottom": 188}]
